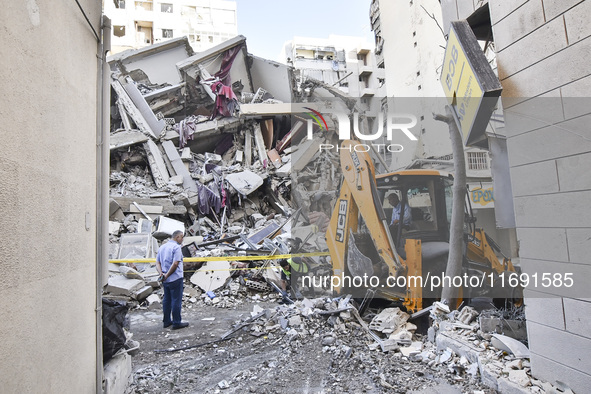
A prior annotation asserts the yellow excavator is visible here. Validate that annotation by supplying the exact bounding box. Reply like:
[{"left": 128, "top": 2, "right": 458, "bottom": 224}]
[{"left": 325, "top": 140, "right": 520, "bottom": 313}]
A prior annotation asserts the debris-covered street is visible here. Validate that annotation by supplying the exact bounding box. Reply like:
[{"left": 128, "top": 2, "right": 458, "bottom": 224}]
[{"left": 120, "top": 288, "right": 560, "bottom": 394}]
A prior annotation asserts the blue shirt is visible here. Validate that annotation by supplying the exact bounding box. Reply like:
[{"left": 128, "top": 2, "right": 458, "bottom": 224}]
[
  {"left": 156, "top": 240, "right": 183, "bottom": 283},
  {"left": 391, "top": 203, "right": 412, "bottom": 226}
]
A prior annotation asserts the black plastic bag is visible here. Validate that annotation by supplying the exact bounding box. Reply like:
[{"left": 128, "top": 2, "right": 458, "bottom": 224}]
[{"left": 102, "top": 298, "right": 129, "bottom": 363}]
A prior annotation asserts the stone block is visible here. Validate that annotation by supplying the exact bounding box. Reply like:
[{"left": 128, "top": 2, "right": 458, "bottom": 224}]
[
  {"left": 103, "top": 353, "right": 132, "bottom": 394},
  {"left": 146, "top": 293, "right": 161, "bottom": 310},
  {"left": 543, "top": 0, "right": 584, "bottom": 20},
  {"left": 563, "top": 297, "right": 591, "bottom": 337},
  {"left": 106, "top": 276, "right": 145, "bottom": 296},
  {"left": 508, "top": 117, "right": 591, "bottom": 167},
  {"left": 503, "top": 91, "right": 563, "bottom": 137},
  {"left": 493, "top": 0, "right": 546, "bottom": 51},
  {"left": 564, "top": 0, "right": 591, "bottom": 44},
  {"left": 513, "top": 190, "right": 591, "bottom": 228},
  {"left": 521, "top": 259, "right": 591, "bottom": 299},
  {"left": 566, "top": 228, "right": 591, "bottom": 264},
  {"left": 515, "top": 228, "right": 568, "bottom": 262},
  {"left": 557, "top": 152, "right": 591, "bottom": 192},
  {"left": 509, "top": 160, "right": 559, "bottom": 197},
  {"left": 523, "top": 292, "right": 565, "bottom": 329},
  {"left": 489, "top": 0, "right": 529, "bottom": 25},
  {"left": 499, "top": 36, "right": 591, "bottom": 97},
  {"left": 528, "top": 321, "right": 591, "bottom": 374},
  {"left": 530, "top": 352, "right": 591, "bottom": 394},
  {"left": 132, "top": 285, "right": 153, "bottom": 301}
]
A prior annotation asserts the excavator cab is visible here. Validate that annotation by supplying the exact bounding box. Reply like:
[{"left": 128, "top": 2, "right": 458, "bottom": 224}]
[{"left": 376, "top": 171, "right": 453, "bottom": 250}]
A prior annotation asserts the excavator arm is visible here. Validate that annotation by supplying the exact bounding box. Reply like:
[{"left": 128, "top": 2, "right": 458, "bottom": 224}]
[{"left": 326, "top": 141, "right": 406, "bottom": 296}]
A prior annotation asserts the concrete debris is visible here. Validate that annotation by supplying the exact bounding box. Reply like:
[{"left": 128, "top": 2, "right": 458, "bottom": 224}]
[
  {"left": 490, "top": 334, "right": 531, "bottom": 359},
  {"left": 146, "top": 294, "right": 161, "bottom": 311},
  {"left": 106, "top": 276, "right": 145, "bottom": 297},
  {"left": 190, "top": 261, "right": 232, "bottom": 292}
]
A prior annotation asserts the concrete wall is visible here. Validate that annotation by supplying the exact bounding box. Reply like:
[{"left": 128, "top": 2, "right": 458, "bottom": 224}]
[
  {"left": 0, "top": 0, "right": 101, "bottom": 392},
  {"left": 249, "top": 55, "right": 293, "bottom": 103},
  {"left": 488, "top": 0, "right": 591, "bottom": 392}
]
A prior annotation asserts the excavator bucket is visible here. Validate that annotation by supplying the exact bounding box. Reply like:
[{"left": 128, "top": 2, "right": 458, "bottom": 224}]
[{"left": 346, "top": 229, "right": 373, "bottom": 278}]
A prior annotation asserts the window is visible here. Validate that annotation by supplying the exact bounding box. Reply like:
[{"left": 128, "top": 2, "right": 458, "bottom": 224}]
[
  {"left": 135, "top": 0, "right": 153, "bottom": 11},
  {"left": 162, "top": 29, "right": 173, "bottom": 38},
  {"left": 114, "top": 25, "right": 126, "bottom": 37},
  {"left": 467, "top": 151, "right": 489, "bottom": 170},
  {"left": 115, "top": 0, "right": 126, "bottom": 9},
  {"left": 160, "top": 3, "right": 172, "bottom": 13}
]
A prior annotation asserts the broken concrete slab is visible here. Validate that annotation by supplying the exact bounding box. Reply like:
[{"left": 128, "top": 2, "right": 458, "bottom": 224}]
[
  {"left": 143, "top": 140, "right": 170, "bottom": 188},
  {"left": 112, "top": 79, "right": 165, "bottom": 139},
  {"left": 129, "top": 203, "right": 163, "bottom": 215},
  {"left": 292, "top": 139, "right": 322, "bottom": 172},
  {"left": 132, "top": 285, "right": 153, "bottom": 301},
  {"left": 110, "top": 196, "right": 187, "bottom": 216},
  {"left": 479, "top": 316, "right": 527, "bottom": 341},
  {"left": 108, "top": 36, "right": 194, "bottom": 85},
  {"left": 253, "top": 123, "right": 267, "bottom": 166},
  {"left": 106, "top": 276, "right": 145, "bottom": 296},
  {"left": 490, "top": 334, "right": 530, "bottom": 358},
  {"left": 103, "top": 353, "right": 132, "bottom": 394},
  {"left": 176, "top": 35, "right": 253, "bottom": 95},
  {"left": 369, "top": 307, "right": 409, "bottom": 334},
  {"left": 225, "top": 170, "right": 264, "bottom": 195},
  {"left": 110, "top": 130, "right": 149, "bottom": 150},
  {"left": 276, "top": 161, "right": 291, "bottom": 177},
  {"left": 119, "top": 265, "right": 143, "bottom": 280},
  {"left": 161, "top": 140, "right": 198, "bottom": 194},
  {"left": 190, "top": 261, "right": 232, "bottom": 292}
]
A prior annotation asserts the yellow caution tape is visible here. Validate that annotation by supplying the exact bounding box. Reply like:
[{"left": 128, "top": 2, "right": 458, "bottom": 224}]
[{"left": 108, "top": 251, "right": 330, "bottom": 264}]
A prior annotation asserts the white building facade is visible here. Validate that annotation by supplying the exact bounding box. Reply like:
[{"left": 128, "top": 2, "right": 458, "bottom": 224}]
[
  {"left": 104, "top": 0, "right": 238, "bottom": 54},
  {"left": 282, "top": 35, "right": 386, "bottom": 99}
]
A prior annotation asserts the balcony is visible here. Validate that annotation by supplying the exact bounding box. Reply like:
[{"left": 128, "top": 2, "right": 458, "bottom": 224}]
[{"left": 361, "top": 88, "right": 376, "bottom": 97}]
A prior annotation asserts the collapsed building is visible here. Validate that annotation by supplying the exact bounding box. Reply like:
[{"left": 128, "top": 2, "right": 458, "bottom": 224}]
[{"left": 105, "top": 35, "right": 348, "bottom": 302}]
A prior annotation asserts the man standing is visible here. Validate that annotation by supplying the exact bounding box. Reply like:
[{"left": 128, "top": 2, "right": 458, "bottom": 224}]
[{"left": 156, "top": 230, "right": 189, "bottom": 330}]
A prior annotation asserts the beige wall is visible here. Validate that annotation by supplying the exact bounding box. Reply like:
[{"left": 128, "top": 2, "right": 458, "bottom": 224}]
[
  {"left": 0, "top": 0, "right": 102, "bottom": 392},
  {"left": 491, "top": 1, "right": 591, "bottom": 392},
  {"left": 439, "top": 0, "right": 591, "bottom": 392}
]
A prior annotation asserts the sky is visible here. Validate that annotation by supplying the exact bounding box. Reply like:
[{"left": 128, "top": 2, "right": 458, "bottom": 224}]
[{"left": 234, "top": 0, "right": 373, "bottom": 62}]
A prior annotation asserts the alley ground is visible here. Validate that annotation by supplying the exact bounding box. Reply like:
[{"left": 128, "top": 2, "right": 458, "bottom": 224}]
[{"left": 126, "top": 297, "right": 491, "bottom": 393}]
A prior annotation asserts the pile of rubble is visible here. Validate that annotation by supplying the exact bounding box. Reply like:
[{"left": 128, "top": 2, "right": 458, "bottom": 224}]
[{"left": 104, "top": 35, "right": 348, "bottom": 303}]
